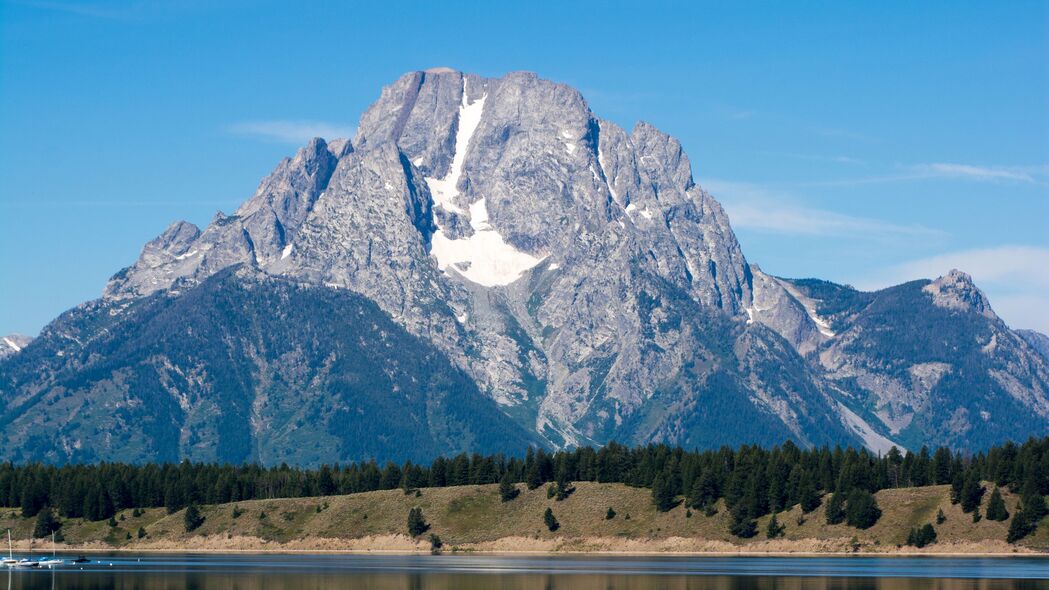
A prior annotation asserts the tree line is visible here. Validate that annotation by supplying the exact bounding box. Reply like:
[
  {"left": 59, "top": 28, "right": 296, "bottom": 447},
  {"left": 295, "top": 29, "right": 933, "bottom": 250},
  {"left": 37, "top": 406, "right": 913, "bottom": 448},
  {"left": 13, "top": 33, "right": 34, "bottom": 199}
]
[{"left": 5, "top": 437, "right": 1049, "bottom": 542}]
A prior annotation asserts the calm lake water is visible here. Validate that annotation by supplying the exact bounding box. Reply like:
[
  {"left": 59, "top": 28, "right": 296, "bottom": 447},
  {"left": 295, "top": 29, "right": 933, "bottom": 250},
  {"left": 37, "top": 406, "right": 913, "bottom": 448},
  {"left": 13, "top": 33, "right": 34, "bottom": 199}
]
[{"left": 5, "top": 553, "right": 1049, "bottom": 589}]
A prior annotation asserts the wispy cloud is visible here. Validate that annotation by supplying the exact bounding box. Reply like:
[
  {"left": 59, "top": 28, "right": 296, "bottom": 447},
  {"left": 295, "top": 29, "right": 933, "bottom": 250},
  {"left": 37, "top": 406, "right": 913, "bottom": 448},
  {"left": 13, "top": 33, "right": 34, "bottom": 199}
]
[
  {"left": 15, "top": 0, "right": 179, "bottom": 20},
  {"left": 758, "top": 151, "right": 866, "bottom": 166},
  {"left": 227, "top": 120, "right": 355, "bottom": 144},
  {"left": 870, "top": 246, "right": 1049, "bottom": 291},
  {"left": 797, "top": 162, "right": 1046, "bottom": 188},
  {"left": 704, "top": 179, "right": 944, "bottom": 240},
  {"left": 857, "top": 246, "right": 1049, "bottom": 333},
  {"left": 909, "top": 163, "right": 1036, "bottom": 183}
]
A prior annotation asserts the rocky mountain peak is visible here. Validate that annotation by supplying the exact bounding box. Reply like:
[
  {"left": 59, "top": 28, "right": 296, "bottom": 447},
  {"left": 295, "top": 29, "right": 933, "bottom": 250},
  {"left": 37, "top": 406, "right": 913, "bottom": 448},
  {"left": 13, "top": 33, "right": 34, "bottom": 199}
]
[
  {"left": 0, "top": 334, "right": 32, "bottom": 359},
  {"left": 15, "top": 68, "right": 1038, "bottom": 463},
  {"left": 923, "top": 269, "right": 996, "bottom": 319}
]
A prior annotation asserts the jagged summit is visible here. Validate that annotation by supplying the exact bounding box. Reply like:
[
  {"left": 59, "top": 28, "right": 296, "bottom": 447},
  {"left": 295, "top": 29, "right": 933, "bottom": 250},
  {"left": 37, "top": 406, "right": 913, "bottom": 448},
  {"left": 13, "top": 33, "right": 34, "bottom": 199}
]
[
  {"left": 3, "top": 70, "right": 1048, "bottom": 464},
  {"left": 0, "top": 334, "right": 32, "bottom": 360},
  {"left": 923, "top": 269, "right": 996, "bottom": 319}
]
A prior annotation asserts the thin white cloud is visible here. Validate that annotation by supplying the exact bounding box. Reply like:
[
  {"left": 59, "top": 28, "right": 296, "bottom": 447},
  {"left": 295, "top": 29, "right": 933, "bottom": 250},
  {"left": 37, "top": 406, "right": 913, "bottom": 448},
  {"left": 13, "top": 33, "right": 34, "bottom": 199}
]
[
  {"left": 704, "top": 179, "right": 944, "bottom": 240},
  {"left": 798, "top": 162, "right": 1045, "bottom": 188},
  {"left": 228, "top": 120, "right": 355, "bottom": 144},
  {"left": 16, "top": 0, "right": 176, "bottom": 20},
  {"left": 910, "top": 163, "right": 1035, "bottom": 183},
  {"left": 758, "top": 151, "right": 866, "bottom": 166},
  {"left": 857, "top": 246, "right": 1049, "bottom": 334}
]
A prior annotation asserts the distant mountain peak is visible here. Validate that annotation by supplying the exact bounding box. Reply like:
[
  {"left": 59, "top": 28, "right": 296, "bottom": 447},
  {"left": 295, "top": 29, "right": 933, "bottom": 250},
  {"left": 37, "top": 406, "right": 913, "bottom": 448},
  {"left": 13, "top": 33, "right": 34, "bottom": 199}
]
[
  {"left": 923, "top": 269, "right": 996, "bottom": 319},
  {"left": 0, "top": 333, "right": 32, "bottom": 359}
]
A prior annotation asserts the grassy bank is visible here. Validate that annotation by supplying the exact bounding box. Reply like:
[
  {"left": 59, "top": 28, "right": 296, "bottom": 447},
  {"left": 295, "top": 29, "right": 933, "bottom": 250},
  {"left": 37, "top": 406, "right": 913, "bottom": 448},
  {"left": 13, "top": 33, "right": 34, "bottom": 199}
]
[{"left": 1, "top": 482, "right": 1044, "bottom": 555}]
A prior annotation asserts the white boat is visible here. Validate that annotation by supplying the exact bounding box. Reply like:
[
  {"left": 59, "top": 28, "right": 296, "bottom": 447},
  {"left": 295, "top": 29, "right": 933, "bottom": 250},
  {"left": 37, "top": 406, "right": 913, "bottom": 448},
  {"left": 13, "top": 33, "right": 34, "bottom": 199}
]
[
  {"left": 2, "top": 530, "right": 17, "bottom": 567},
  {"left": 37, "top": 533, "right": 63, "bottom": 568},
  {"left": 3, "top": 530, "right": 38, "bottom": 568}
]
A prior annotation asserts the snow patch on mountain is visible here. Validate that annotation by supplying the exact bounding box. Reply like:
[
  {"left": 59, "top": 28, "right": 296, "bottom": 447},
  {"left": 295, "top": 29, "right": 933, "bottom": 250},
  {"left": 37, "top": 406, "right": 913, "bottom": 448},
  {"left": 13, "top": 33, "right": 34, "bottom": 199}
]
[{"left": 426, "top": 80, "right": 546, "bottom": 286}]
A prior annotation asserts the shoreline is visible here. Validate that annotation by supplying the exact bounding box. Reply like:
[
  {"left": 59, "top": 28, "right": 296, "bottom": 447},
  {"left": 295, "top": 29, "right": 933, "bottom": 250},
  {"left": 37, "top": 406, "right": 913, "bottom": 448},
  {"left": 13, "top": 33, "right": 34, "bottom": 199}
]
[{"left": 12, "top": 536, "right": 1047, "bottom": 559}]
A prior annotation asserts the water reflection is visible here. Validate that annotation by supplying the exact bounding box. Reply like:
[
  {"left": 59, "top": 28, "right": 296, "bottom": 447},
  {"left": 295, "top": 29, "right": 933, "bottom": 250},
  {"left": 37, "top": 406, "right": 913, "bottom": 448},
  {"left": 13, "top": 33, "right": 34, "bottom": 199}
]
[{"left": 5, "top": 555, "right": 1049, "bottom": 590}]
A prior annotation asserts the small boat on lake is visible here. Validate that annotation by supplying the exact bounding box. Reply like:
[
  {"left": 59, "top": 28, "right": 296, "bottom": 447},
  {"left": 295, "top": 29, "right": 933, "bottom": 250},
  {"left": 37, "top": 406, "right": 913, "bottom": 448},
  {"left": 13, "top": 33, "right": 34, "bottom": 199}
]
[
  {"left": 37, "top": 532, "right": 64, "bottom": 568},
  {"left": 4, "top": 529, "right": 39, "bottom": 568},
  {"left": 2, "top": 529, "right": 18, "bottom": 567}
]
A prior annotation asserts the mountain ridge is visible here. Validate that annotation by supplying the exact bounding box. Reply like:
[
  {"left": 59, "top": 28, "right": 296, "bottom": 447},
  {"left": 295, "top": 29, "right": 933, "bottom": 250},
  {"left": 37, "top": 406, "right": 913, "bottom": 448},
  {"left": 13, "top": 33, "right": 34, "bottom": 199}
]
[{"left": 2, "top": 69, "right": 1046, "bottom": 463}]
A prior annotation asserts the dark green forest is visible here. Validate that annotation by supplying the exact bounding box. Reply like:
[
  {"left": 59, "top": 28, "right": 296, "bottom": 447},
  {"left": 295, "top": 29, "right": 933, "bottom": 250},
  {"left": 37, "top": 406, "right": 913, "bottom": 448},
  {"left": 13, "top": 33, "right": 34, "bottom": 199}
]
[{"left": 5, "top": 437, "right": 1049, "bottom": 542}]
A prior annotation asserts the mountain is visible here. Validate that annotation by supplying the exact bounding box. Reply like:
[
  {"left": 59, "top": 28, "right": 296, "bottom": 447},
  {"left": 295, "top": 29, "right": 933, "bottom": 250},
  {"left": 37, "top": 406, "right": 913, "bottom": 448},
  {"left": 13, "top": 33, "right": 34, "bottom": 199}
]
[
  {"left": 1018, "top": 330, "right": 1049, "bottom": 362},
  {"left": 2, "top": 69, "right": 1046, "bottom": 464},
  {"left": 0, "top": 267, "right": 539, "bottom": 464},
  {"left": 0, "top": 334, "right": 32, "bottom": 360}
]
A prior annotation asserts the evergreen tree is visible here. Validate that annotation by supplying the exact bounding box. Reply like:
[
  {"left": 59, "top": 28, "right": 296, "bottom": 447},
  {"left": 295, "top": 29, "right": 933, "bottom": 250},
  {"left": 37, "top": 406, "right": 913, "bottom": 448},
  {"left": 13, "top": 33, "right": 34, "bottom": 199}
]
[
  {"left": 1021, "top": 481, "right": 1047, "bottom": 521},
  {"left": 950, "top": 471, "right": 964, "bottom": 504},
  {"left": 932, "top": 447, "right": 953, "bottom": 484},
  {"left": 959, "top": 472, "right": 984, "bottom": 513},
  {"left": 1007, "top": 511, "right": 1035, "bottom": 543},
  {"left": 825, "top": 490, "right": 846, "bottom": 525},
  {"left": 183, "top": 504, "right": 204, "bottom": 532},
  {"left": 799, "top": 473, "right": 822, "bottom": 513},
  {"left": 986, "top": 488, "right": 1009, "bottom": 521},
  {"left": 19, "top": 477, "right": 48, "bottom": 518},
  {"left": 728, "top": 500, "right": 757, "bottom": 539},
  {"left": 499, "top": 472, "right": 519, "bottom": 502},
  {"left": 407, "top": 507, "right": 429, "bottom": 537},
  {"left": 652, "top": 472, "right": 676, "bottom": 512},
  {"left": 543, "top": 508, "right": 559, "bottom": 532},
  {"left": 936, "top": 508, "right": 946, "bottom": 524},
  {"left": 32, "top": 507, "right": 59, "bottom": 539},
  {"left": 688, "top": 470, "right": 718, "bottom": 510},
  {"left": 906, "top": 523, "right": 937, "bottom": 548},
  {"left": 845, "top": 488, "right": 881, "bottom": 529},
  {"left": 765, "top": 512, "right": 785, "bottom": 539},
  {"left": 526, "top": 461, "right": 543, "bottom": 490},
  {"left": 606, "top": 507, "right": 616, "bottom": 520},
  {"left": 137, "top": 527, "right": 146, "bottom": 539}
]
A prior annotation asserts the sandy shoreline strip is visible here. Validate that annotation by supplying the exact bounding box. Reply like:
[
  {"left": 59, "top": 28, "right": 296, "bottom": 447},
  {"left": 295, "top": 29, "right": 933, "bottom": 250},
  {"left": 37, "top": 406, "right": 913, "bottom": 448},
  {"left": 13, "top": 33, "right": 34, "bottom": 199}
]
[{"left": 10, "top": 535, "right": 1047, "bottom": 558}]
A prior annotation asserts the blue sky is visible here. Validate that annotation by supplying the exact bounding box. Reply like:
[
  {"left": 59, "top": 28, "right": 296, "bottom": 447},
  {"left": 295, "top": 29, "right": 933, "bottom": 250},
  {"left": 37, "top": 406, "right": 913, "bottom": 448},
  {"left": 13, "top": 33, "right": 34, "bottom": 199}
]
[{"left": 1, "top": 0, "right": 1047, "bottom": 335}]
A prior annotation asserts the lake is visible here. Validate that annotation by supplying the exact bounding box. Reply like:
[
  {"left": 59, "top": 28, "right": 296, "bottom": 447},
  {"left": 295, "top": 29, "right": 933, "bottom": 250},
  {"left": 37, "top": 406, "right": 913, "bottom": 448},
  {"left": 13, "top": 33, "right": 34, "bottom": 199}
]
[{"left": 5, "top": 554, "right": 1049, "bottom": 589}]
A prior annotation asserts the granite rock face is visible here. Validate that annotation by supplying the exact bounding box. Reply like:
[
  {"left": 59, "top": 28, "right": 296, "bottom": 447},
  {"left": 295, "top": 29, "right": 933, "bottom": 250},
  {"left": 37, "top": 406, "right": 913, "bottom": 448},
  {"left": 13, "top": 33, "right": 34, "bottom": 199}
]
[{"left": 4, "top": 70, "right": 1048, "bottom": 462}]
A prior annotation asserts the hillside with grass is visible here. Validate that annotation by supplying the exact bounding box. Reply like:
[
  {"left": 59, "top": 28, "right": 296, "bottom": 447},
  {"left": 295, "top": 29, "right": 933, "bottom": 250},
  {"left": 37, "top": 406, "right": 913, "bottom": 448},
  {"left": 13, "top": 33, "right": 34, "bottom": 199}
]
[{"left": 2, "top": 482, "right": 1045, "bottom": 555}]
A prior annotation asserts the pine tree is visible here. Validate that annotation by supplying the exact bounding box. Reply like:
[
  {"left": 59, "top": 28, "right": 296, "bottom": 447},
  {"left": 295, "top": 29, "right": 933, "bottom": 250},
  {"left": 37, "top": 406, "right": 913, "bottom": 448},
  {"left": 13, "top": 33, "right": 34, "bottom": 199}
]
[
  {"left": 959, "top": 472, "right": 984, "bottom": 513},
  {"left": 605, "top": 507, "right": 616, "bottom": 520},
  {"left": 688, "top": 471, "right": 717, "bottom": 510},
  {"left": 986, "top": 488, "right": 1009, "bottom": 521},
  {"left": 765, "top": 512, "right": 785, "bottom": 539},
  {"left": 407, "top": 507, "right": 429, "bottom": 537},
  {"left": 32, "top": 507, "right": 59, "bottom": 539},
  {"left": 799, "top": 473, "right": 822, "bottom": 514},
  {"left": 935, "top": 508, "right": 946, "bottom": 524},
  {"left": 526, "top": 461, "right": 543, "bottom": 490},
  {"left": 137, "top": 527, "right": 146, "bottom": 539},
  {"left": 906, "top": 523, "right": 937, "bottom": 548},
  {"left": 825, "top": 490, "right": 845, "bottom": 525},
  {"left": 543, "top": 508, "right": 559, "bottom": 532},
  {"left": 1007, "top": 511, "right": 1034, "bottom": 543},
  {"left": 729, "top": 502, "right": 757, "bottom": 539},
  {"left": 499, "top": 472, "right": 519, "bottom": 502},
  {"left": 1021, "top": 481, "right": 1047, "bottom": 521},
  {"left": 183, "top": 504, "right": 204, "bottom": 532},
  {"left": 845, "top": 488, "right": 881, "bottom": 529},
  {"left": 652, "top": 472, "right": 676, "bottom": 512}
]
